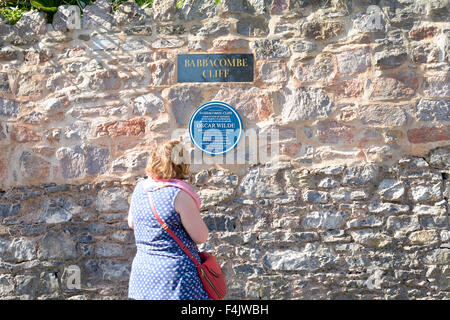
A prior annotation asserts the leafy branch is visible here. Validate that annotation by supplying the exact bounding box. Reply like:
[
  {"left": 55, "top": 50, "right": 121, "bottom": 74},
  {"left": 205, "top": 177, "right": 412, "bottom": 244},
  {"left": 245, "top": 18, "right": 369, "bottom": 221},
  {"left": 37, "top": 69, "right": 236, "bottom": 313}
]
[{"left": 0, "top": 0, "right": 221, "bottom": 25}]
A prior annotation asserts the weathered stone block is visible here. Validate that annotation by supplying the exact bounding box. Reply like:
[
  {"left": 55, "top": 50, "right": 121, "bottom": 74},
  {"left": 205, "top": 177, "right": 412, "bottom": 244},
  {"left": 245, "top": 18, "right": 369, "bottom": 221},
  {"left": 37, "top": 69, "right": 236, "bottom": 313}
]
[
  {"left": 252, "top": 39, "right": 290, "bottom": 59},
  {"left": 112, "top": 151, "right": 149, "bottom": 173},
  {"left": 429, "top": 147, "right": 450, "bottom": 168},
  {"left": 203, "top": 214, "right": 236, "bottom": 231},
  {"left": 416, "top": 99, "right": 450, "bottom": 121},
  {"left": 221, "top": 0, "right": 269, "bottom": 14},
  {"left": 95, "top": 118, "right": 146, "bottom": 138},
  {"left": 302, "top": 21, "right": 344, "bottom": 40},
  {"left": 386, "top": 215, "right": 420, "bottom": 232},
  {"left": 239, "top": 167, "right": 283, "bottom": 198},
  {"left": 91, "top": 37, "right": 120, "bottom": 51},
  {"left": 39, "top": 198, "right": 73, "bottom": 224},
  {"left": 38, "top": 231, "right": 76, "bottom": 260},
  {"left": 317, "top": 120, "right": 354, "bottom": 144},
  {"left": 407, "top": 125, "right": 450, "bottom": 144},
  {"left": 423, "top": 76, "right": 450, "bottom": 98},
  {"left": 257, "top": 61, "right": 287, "bottom": 83},
  {"left": 165, "top": 86, "right": 203, "bottom": 125},
  {"left": 377, "top": 179, "right": 405, "bottom": 201},
  {"left": 191, "top": 21, "right": 230, "bottom": 37},
  {"left": 293, "top": 54, "right": 334, "bottom": 82},
  {"left": 149, "top": 59, "right": 175, "bottom": 86},
  {"left": 302, "top": 190, "right": 329, "bottom": 203},
  {"left": 114, "top": 1, "right": 148, "bottom": 26},
  {"left": 291, "top": 40, "right": 316, "bottom": 53},
  {"left": 237, "top": 20, "right": 269, "bottom": 37},
  {"left": 10, "top": 125, "right": 41, "bottom": 143},
  {"left": 88, "top": 69, "right": 121, "bottom": 90},
  {"left": 408, "top": 182, "right": 443, "bottom": 202},
  {"left": 64, "top": 121, "right": 92, "bottom": 140},
  {"left": 370, "top": 72, "right": 418, "bottom": 100},
  {"left": 198, "top": 188, "right": 234, "bottom": 209},
  {"left": 95, "top": 187, "right": 130, "bottom": 212},
  {"left": 178, "top": 0, "right": 218, "bottom": 20},
  {"left": 408, "top": 230, "right": 439, "bottom": 245},
  {"left": 410, "top": 43, "right": 440, "bottom": 63},
  {"left": 55, "top": 144, "right": 110, "bottom": 179},
  {"left": 213, "top": 87, "right": 273, "bottom": 123},
  {"left": 96, "top": 242, "right": 124, "bottom": 257},
  {"left": 19, "top": 151, "right": 51, "bottom": 182},
  {"left": 0, "top": 204, "right": 20, "bottom": 218},
  {"left": 374, "top": 49, "right": 407, "bottom": 69},
  {"left": 9, "top": 238, "right": 36, "bottom": 262},
  {"left": 347, "top": 216, "right": 383, "bottom": 228},
  {"left": 15, "top": 10, "right": 47, "bottom": 35},
  {"left": 342, "top": 164, "right": 379, "bottom": 187},
  {"left": 423, "top": 249, "right": 449, "bottom": 265},
  {"left": 0, "top": 275, "right": 15, "bottom": 297},
  {"left": 263, "top": 243, "right": 336, "bottom": 271},
  {"left": 0, "top": 98, "right": 19, "bottom": 117},
  {"left": 279, "top": 87, "right": 334, "bottom": 123},
  {"left": 368, "top": 202, "right": 410, "bottom": 215},
  {"left": 302, "top": 210, "right": 348, "bottom": 229},
  {"left": 52, "top": 5, "right": 81, "bottom": 32},
  {"left": 85, "top": 259, "right": 130, "bottom": 281},
  {"left": 350, "top": 229, "right": 392, "bottom": 248},
  {"left": 132, "top": 93, "right": 164, "bottom": 116},
  {"left": 409, "top": 26, "right": 439, "bottom": 40},
  {"left": 81, "top": 0, "right": 116, "bottom": 30},
  {"left": 336, "top": 48, "right": 371, "bottom": 73},
  {"left": 318, "top": 177, "right": 338, "bottom": 189}
]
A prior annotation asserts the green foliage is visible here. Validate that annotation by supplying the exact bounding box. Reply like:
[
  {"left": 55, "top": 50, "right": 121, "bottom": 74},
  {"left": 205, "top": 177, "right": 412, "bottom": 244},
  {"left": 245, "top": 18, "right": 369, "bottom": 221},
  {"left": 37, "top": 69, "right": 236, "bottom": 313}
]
[
  {"left": 30, "top": 0, "right": 93, "bottom": 12},
  {"left": 0, "top": 1, "right": 31, "bottom": 25},
  {"left": 113, "top": 0, "right": 153, "bottom": 11},
  {"left": 0, "top": 0, "right": 219, "bottom": 25},
  {"left": 111, "top": 0, "right": 127, "bottom": 11},
  {"left": 176, "top": 0, "right": 220, "bottom": 9},
  {"left": 63, "top": 0, "right": 95, "bottom": 10},
  {"left": 134, "top": 0, "right": 153, "bottom": 9},
  {"left": 30, "top": 0, "right": 61, "bottom": 12}
]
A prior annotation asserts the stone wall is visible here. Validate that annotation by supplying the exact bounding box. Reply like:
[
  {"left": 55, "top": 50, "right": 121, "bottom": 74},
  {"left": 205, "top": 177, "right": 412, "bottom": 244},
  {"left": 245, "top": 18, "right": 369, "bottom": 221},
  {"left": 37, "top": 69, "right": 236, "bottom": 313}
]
[{"left": 0, "top": 0, "right": 449, "bottom": 299}]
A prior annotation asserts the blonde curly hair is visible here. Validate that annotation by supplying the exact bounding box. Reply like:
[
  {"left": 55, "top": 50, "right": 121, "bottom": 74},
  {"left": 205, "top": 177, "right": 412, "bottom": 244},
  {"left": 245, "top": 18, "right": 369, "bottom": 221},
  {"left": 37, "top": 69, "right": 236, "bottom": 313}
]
[{"left": 145, "top": 139, "right": 190, "bottom": 180}]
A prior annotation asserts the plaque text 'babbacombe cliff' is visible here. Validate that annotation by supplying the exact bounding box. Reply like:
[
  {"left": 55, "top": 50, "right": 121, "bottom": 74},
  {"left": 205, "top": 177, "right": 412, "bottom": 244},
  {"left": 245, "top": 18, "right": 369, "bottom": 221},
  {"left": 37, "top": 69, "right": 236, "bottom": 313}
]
[{"left": 177, "top": 54, "right": 254, "bottom": 83}]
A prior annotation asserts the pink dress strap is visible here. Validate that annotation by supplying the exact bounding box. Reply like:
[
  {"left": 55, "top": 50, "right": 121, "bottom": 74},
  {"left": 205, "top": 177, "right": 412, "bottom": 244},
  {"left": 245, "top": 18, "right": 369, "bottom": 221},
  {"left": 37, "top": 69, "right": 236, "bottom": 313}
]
[{"left": 143, "top": 177, "right": 202, "bottom": 210}]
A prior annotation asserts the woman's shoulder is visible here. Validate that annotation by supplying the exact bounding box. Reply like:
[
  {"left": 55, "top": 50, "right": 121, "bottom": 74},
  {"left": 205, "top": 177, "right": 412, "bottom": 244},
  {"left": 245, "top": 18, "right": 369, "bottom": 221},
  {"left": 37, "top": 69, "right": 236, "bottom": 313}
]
[
  {"left": 139, "top": 177, "right": 181, "bottom": 194},
  {"left": 170, "top": 179, "right": 202, "bottom": 210},
  {"left": 135, "top": 178, "right": 146, "bottom": 188}
]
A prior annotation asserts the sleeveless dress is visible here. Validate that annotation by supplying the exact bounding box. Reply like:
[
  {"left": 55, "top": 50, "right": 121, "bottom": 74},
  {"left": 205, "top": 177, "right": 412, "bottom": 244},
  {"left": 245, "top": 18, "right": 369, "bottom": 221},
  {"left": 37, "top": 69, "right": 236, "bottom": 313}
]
[{"left": 128, "top": 177, "right": 210, "bottom": 300}]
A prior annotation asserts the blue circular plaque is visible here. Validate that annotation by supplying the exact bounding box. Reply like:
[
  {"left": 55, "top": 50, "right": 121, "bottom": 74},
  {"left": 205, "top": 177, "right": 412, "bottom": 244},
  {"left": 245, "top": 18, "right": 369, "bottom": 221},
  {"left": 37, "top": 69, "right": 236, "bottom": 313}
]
[{"left": 188, "top": 101, "right": 243, "bottom": 156}]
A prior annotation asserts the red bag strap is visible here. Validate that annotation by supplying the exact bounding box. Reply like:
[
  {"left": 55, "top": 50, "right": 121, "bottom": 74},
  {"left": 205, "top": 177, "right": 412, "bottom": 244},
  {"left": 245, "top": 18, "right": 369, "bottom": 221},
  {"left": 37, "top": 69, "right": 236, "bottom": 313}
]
[{"left": 147, "top": 185, "right": 201, "bottom": 267}]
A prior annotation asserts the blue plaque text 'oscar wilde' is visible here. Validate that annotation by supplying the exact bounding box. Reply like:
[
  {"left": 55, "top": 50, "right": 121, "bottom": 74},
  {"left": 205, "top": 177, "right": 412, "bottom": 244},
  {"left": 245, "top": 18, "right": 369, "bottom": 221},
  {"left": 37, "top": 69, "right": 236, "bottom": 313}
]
[
  {"left": 189, "top": 101, "right": 243, "bottom": 156},
  {"left": 178, "top": 54, "right": 254, "bottom": 83}
]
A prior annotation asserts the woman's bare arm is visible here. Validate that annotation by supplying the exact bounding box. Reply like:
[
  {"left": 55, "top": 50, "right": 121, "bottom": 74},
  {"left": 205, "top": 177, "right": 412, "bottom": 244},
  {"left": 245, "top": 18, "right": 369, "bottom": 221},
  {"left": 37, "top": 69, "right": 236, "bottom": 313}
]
[
  {"left": 174, "top": 190, "right": 209, "bottom": 244},
  {"left": 128, "top": 209, "right": 134, "bottom": 229}
]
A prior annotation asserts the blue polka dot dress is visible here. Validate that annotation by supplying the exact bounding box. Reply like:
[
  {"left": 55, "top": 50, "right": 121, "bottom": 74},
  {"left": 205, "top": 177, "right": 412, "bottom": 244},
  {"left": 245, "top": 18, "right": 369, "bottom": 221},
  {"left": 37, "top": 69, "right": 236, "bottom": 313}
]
[{"left": 128, "top": 178, "right": 210, "bottom": 300}]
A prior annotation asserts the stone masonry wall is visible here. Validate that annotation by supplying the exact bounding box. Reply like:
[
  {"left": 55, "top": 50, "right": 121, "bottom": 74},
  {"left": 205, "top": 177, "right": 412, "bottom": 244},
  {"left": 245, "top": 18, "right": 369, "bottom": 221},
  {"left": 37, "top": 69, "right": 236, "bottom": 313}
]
[{"left": 0, "top": 0, "right": 449, "bottom": 299}]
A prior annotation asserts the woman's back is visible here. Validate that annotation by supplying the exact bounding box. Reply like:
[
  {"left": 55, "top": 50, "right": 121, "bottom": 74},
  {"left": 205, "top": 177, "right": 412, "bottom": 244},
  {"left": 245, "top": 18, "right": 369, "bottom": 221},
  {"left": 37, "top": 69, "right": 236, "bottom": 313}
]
[{"left": 128, "top": 178, "right": 209, "bottom": 300}]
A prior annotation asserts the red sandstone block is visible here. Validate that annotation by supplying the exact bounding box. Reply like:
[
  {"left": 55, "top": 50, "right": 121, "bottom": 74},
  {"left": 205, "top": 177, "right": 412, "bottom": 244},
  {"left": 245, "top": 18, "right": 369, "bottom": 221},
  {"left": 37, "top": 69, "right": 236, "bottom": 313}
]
[
  {"left": 95, "top": 118, "right": 146, "bottom": 137},
  {"left": 407, "top": 125, "right": 450, "bottom": 143},
  {"left": 317, "top": 120, "right": 354, "bottom": 144},
  {"left": 408, "top": 26, "right": 439, "bottom": 40},
  {"left": 10, "top": 124, "right": 42, "bottom": 143}
]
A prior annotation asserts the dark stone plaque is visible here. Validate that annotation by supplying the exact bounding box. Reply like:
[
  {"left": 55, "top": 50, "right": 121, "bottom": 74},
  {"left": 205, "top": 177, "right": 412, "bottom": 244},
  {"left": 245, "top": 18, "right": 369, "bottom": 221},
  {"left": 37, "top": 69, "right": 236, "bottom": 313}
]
[{"left": 177, "top": 54, "right": 254, "bottom": 83}]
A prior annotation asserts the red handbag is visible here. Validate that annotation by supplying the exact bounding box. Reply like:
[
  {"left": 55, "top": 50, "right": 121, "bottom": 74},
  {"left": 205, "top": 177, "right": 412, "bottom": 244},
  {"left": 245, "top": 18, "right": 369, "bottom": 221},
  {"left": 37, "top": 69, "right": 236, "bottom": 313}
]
[{"left": 147, "top": 183, "right": 227, "bottom": 300}]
